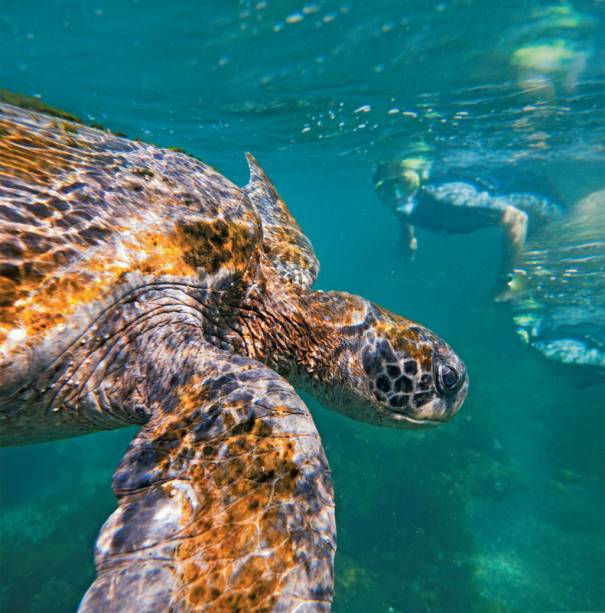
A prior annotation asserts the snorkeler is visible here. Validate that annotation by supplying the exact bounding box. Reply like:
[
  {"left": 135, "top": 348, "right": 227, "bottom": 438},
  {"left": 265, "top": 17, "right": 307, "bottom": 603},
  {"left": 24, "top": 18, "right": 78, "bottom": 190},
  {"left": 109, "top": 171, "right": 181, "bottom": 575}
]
[{"left": 373, "top": 158, "right": 564, "bottom": 293}]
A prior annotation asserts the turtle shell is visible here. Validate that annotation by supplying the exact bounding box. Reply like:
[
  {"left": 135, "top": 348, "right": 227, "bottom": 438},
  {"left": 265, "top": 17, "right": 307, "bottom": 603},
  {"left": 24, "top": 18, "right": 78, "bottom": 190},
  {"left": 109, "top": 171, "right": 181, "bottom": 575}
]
[{"left": 0, "top": 100, "right": 317, "bottom": 374}]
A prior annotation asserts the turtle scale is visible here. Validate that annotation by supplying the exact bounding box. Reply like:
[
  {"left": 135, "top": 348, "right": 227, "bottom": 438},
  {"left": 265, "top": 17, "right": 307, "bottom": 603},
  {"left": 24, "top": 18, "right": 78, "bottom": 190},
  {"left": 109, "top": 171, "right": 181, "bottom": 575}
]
[{"left": 0, "top": 100, "right": 468, "bottom": 612}]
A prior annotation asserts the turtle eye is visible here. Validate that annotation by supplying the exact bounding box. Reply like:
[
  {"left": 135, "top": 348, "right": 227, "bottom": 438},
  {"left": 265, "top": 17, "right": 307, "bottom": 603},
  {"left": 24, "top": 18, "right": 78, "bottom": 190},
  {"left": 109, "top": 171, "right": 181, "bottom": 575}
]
[{"left": 438, "top": 364, "right": 460, "bottom": 394}]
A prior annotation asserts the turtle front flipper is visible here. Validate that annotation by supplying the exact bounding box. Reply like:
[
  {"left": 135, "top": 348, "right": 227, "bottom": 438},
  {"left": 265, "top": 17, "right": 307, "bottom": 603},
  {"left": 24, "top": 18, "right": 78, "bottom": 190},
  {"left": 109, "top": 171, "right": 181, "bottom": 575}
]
[
  {"left": 245, "top": 154, "right": 319, "bottom": 289},
  {"left": 79, "top": 346, "right": 335, "bottom": 612}
]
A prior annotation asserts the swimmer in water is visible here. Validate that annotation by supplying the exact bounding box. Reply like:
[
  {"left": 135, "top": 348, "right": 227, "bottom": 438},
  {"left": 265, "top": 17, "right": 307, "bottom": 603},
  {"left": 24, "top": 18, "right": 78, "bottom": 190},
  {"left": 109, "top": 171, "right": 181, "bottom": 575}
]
[{"left": 373, "top": 158, "right": 564, "bottom": 294}]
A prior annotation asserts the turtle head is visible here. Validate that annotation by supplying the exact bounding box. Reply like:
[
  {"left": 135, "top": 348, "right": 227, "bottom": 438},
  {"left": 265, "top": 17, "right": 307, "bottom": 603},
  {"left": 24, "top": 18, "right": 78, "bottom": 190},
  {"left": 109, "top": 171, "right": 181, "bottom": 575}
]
[{"left": 304, "top": 291, "right": 468, "bottom": 428}]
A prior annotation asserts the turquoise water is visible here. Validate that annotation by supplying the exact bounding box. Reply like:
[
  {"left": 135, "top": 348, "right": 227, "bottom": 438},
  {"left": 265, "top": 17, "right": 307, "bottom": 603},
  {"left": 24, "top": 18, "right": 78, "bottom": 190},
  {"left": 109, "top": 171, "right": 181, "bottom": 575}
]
[{"left": 1, "top": 1, "right": 604, "bottom": 611}]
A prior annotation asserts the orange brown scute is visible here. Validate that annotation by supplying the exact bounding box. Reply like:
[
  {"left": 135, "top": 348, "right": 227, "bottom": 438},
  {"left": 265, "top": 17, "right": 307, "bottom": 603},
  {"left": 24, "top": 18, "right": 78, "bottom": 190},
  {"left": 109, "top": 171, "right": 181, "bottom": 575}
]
[
  {"left": 180, "top": 217, "right": 259, "bottom": 276},
  {"left": 373, "top": 308, "right": 434, "bottom": 368},
  {"left": 0, "top": 220, "right": 255, "bottom": 349},
  {"left": 303, "top": 291, "right": 369, "bottom": 328}
]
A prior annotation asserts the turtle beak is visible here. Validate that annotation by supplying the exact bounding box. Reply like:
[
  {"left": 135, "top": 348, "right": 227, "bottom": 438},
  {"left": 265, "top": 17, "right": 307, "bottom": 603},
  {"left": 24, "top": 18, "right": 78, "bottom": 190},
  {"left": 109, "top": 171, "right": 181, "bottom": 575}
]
[
  {"left": 410, "top": 380, "right": 468, "bottom": 424},
  {"left": 443, "top": 375, "right": 468, "bottom": 420}
]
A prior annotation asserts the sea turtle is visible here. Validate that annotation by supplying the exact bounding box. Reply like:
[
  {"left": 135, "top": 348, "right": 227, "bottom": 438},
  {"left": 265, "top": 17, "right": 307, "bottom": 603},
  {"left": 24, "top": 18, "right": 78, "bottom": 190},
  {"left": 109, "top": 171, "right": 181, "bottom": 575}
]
[
  {"left": 0, "top": 100, "right": 468, "bottom": 611},
  {"left": 505, "top": 189, "right": 605, "bottom": 369},
  {"left": 373, "top": 158, "right": 563, "bottom": 292}
]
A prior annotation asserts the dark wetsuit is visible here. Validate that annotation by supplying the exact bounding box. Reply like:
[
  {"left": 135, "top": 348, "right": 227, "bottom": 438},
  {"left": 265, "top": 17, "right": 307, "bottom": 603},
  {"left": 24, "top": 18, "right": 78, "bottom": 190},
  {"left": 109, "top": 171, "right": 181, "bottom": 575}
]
[{"left": 407, "top": 180, "right": 564, "bottom": 235}]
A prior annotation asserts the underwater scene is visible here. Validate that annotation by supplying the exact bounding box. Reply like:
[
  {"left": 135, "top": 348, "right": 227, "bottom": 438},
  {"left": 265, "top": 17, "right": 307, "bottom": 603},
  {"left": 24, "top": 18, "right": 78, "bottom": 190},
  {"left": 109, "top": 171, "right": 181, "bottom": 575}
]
[{"left": 1, "top": 0, "right": 604, "bottom": 611}]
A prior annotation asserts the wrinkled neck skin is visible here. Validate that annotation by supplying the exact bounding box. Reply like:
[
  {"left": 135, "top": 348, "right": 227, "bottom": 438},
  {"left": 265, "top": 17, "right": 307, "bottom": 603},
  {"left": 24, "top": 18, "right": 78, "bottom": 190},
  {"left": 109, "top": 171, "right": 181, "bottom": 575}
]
[{"left": 235, "top": 268, "right": 345, "bottom": 398}]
